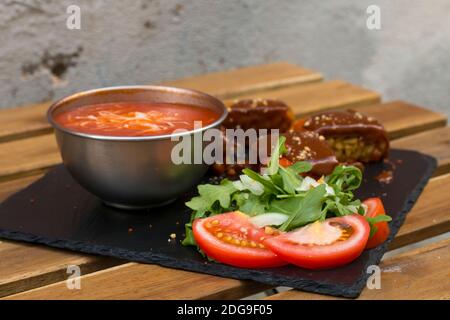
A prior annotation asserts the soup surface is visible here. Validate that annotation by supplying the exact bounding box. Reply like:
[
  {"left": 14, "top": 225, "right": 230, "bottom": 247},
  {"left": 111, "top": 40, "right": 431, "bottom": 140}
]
[{"left": 54, "top": 102, "right": 220, "bottom": 136}]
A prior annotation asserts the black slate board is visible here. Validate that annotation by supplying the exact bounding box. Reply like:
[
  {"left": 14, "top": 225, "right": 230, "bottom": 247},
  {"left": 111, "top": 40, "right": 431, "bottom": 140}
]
[{"left": 0, "top": 149, "right": 436, "bottom": 298}]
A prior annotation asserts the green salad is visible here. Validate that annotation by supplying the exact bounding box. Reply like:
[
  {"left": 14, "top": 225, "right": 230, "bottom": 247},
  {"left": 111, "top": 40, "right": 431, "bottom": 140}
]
[{"left": 181, "top": 136, "right": 384, "bottom": 247}]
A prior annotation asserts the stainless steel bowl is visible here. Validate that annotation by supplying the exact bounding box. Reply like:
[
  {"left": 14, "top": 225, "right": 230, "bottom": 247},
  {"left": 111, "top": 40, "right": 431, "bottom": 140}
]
[{"left": 47, "top": 86, "right": 227, "bottom": 210}]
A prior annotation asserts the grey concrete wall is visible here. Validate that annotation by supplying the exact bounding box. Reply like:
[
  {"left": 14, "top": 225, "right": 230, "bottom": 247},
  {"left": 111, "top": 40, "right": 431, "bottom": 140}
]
[{"left": 1, "top": 0, "right": 449, "bottom": 116}]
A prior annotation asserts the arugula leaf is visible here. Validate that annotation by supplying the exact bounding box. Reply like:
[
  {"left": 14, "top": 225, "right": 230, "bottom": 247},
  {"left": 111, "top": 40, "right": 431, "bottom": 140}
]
[
  {"left": 266, "top": 135, "right": 286, "bottom": 175},
  {"left": 242, "top": 168, "right": 285, "bottom": 194},
  {"left": 233, "top": 192, "right": 267, "bottom": 216},
  {"left": 366, "top": 214, "right": 392, "bottom": 238},
  {"left": 181, "top": 210, "right": 207, "bottom": 246},
  {"left": 279, "top": 184, "right": 327, "bottom": 231},
  {"left": 326, "top": 165, "right": 362, "bottom": 191},
  {"left": 287, "top": 161, "right": 313, "bottom": 174},
  {"left": 269, "top": 196, "right": 303, "bottom": 216},
  {"left": 366, "top": 215, "right": 392, "bottom": 224},
  {"left": 186, "top": 179, "right": 237, "bottom": 212},
  {"left": 279, "top": 166, "right": 301, "bottom": 194}
]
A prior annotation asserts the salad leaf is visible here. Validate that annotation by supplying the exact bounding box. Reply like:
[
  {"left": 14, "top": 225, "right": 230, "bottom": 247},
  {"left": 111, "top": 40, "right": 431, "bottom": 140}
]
[
  {"left": 186, "top": 179, "right": 237, "bottom": 212},
  {"left": 279, "top": 184, "right": 327, "bottom": 231},
  {"left": 242, "top": 168, "right": 285, "bottom": 194},
  {"left": 366, "top": 214, "right": 392, "bottom": 238},
  {"left": 181, "top": 210, "right": 207, "bottom": 246},
  {"left": 279, "top": 166, "right": 301, "bottom": 194},
  {"left": 326, "top": 165, "right": 362, "bottom": 191},
  {"left": 287, "top": 161, "right": 313, "bottom": 175},
  {"left": 266, "top": 136, "right": 286, "bottom": 175},
  {"left": 182, "top": 135, "right": 366, "bottom": 247},
  {"left": 233, "top": 192, "right": 267, "bottom": 216}
]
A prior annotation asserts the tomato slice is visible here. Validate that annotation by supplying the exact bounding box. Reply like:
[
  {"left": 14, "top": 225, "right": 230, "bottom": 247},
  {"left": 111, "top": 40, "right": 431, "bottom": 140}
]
[
  {"left": 279, "top": 157, "right": 293, "bottom": 167},
  {"left": 264, "top": 214, "right": 370, "bottom": 269},
  {"left": 193, "top": 211, "right": 287, "bottom": 268},
  {"left": 363, "top": 198, "right": 390, "bottom": 249}
]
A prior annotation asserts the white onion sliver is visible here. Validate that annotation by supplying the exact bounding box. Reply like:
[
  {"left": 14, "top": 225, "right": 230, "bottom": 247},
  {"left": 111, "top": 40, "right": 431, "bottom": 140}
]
[
  {"left": 250, "top": 213, "right": 289, "bottom": 227},
  {"left": 239, "top": 175, "right": 265, "bottom": 196}
]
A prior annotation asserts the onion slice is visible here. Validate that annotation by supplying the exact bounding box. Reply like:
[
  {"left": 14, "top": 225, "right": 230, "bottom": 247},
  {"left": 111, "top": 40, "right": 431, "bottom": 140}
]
[{"left": 250, "top": 213, "right": 289, "bottom": 228}]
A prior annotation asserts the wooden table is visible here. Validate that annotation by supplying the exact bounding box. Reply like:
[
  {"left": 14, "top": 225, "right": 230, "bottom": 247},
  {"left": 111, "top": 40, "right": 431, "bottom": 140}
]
[{"left": 0, "top": 62, "right": 448, "bottom": 300}]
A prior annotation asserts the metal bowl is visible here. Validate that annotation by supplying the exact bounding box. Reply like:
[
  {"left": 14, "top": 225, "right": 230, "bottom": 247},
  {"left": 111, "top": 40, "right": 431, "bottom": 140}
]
[{"left": 47, "top": 86, "right": 227, "bottom": 210}]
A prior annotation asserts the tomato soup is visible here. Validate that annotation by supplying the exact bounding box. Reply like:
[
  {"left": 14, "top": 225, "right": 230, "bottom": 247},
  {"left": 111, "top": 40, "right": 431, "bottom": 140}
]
[{"left": 54, "top": 102, "right": 220, "bottom": 137}]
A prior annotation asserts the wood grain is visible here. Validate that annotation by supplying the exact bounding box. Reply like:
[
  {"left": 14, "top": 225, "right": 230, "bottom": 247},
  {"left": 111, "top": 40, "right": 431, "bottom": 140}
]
[
  {"left": 266, "top": 237, "right": 450, "bottom": 300},
  {"left": 354, "top": 101, "right": 447, "bottom": 140},
  {"left": 163, "top": 62, "right": 322, "bottom": 99},
  {"left": 225, "top": 80, "right": 381, "bottom": 116},
  {"left": 4, "top": 263, "right": 270, "bottom": 300},
  {"left": 0, "top": 103, "right": 51, "bottom": 143},
  {"left": 0, "top": 240, "right": 121, "bottom": 297},
  {"left": 0, "top": 62, "right": 321, "bottom": 143},
  {"left": 392, "top": 173, "right": 450, "bottom": 249},
  {"left": 0, "top": 135, "right": 59, "bottom": 182},
  {"left": 392, "top": 126, "right": 450, "bottom": 177}
]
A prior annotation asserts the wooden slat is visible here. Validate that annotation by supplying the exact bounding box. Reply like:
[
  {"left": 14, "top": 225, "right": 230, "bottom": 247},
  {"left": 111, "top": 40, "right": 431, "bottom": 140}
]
[
  {"left": 0, "top": 241, "right": 121, "bottom": 298},
  {"left": 354, "top": 101, "right": 447, "bottom": 140},
  {"left": 0, "top": 135, "right": 59, "bottom": 182},
  {"left": 2, "top": 125, "right": 449, "bottom": 185},
  {"left": 392, "top": 173, "right": 450, "bottom": 249},
  {"left": 0, "top": 103, "right": 51, "bottom": 143},
  {"left": 163, "top": 62, "right": 322, "bottom": 99},
  {"left": 225, "top": 80, "right": 381, "bottom": 116},
  {"left": 0, "top": 62, "right": 321, "bottom": 143},
  {"left": 392, "top": 126, "right": 450, "bottom": 177},
  {"left": 3, "top": 263, "right": 270, "bottom": 300},
  {"left": 1, "top": 172, "right": 449, "bottom": 299},
  {"left": 266, "top": 237, "right": 450, "bottom": 300}
]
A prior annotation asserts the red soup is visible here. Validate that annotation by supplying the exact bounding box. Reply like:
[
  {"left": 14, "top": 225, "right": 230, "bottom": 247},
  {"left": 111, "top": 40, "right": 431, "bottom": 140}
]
[{"left": 54, "top": 102, "right": 220, "bottom": 137}]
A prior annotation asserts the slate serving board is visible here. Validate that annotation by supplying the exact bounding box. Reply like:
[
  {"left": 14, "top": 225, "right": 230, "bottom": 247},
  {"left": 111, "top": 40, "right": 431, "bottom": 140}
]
[{"left": 0, "top": 149, "right": 436, "bottom": 298}]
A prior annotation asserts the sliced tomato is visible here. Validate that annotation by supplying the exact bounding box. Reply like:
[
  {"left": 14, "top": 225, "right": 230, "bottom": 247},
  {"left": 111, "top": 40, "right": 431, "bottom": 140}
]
[
  {"left": 193, "top": 211, "right": 287, "bottom": 268},
  {"left": 264, "top": 214, "right": 370, "bottom": 269},
  {"left": 279, "top": 157, "right": 293, "bottom": 167},
  {"left": 363, "top": 198, "right": 390, "bottom": 249}
]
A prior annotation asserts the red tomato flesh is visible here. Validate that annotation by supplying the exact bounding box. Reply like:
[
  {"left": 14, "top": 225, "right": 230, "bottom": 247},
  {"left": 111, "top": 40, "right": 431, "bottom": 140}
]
[
  {"left": 193, "top": 211, "right": 287, "bottom": 268},
  {"left": 279, "top": 157, "right": 293, "bottom": 167},
  {"left": 264, "top": 214, "right": 370, "bottom": 270},
  {"left": 363, "top": 198, "right": 390, "bottom": 249}
]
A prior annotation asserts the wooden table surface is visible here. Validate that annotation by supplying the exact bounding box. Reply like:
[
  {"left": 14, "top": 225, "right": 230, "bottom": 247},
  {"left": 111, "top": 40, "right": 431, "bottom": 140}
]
[{"left": 0, "top": 62, "right": 448, "bottom": 300}]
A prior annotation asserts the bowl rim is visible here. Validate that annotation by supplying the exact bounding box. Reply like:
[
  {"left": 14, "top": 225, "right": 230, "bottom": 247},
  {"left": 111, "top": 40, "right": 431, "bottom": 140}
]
[{"left": 47, "top": 85, "right": 228, "bottom": 141}]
